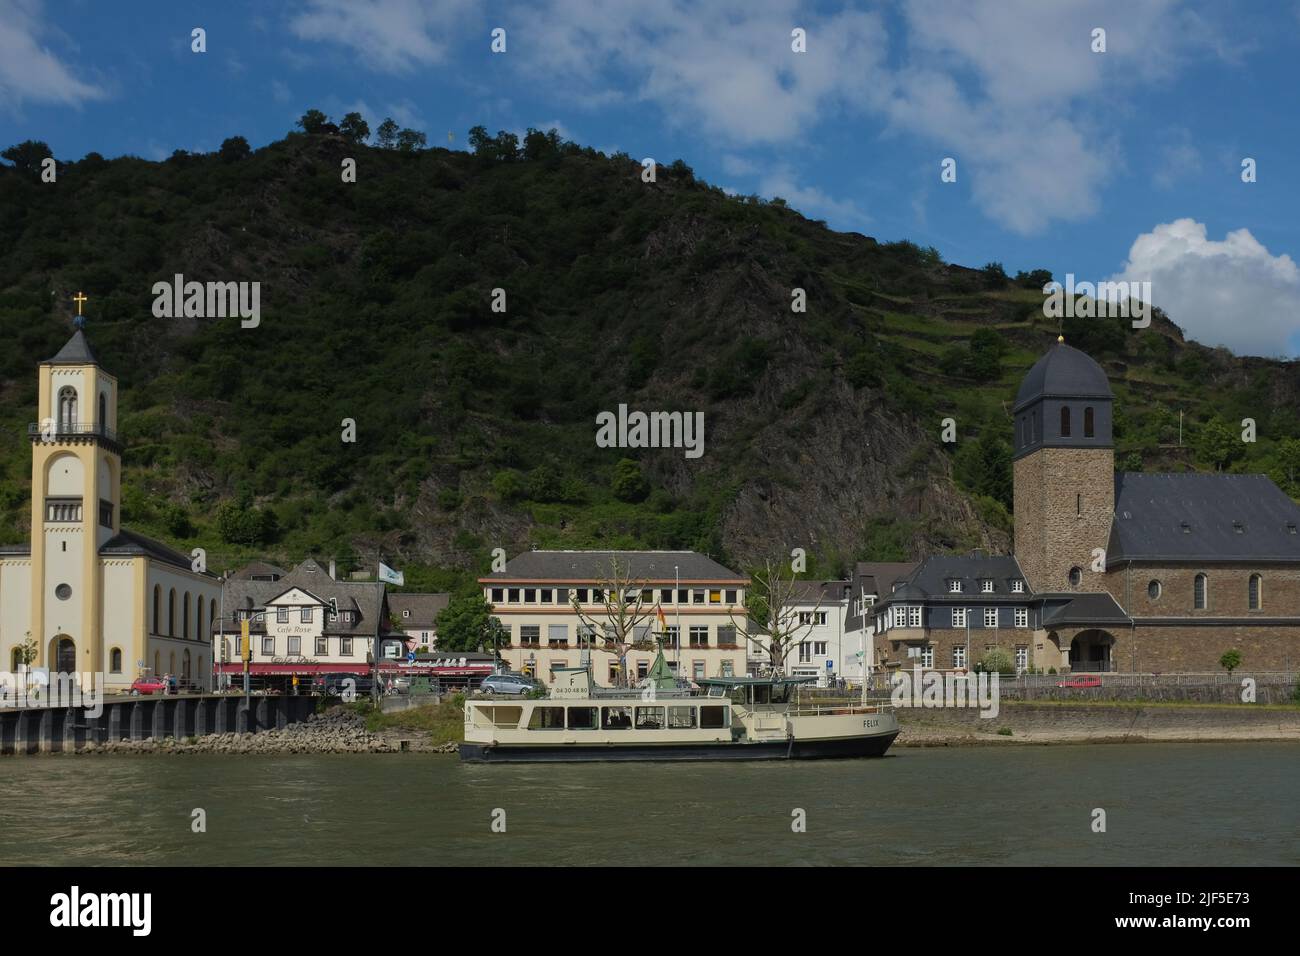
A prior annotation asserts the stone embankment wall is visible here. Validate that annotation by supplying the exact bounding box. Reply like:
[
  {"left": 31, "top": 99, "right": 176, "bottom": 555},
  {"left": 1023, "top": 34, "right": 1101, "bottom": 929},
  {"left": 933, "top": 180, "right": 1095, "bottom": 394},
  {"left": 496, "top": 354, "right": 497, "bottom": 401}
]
[
  {"left": 895, "top": 701, "right": 1300, "bottom": 745},
  {"left": 0, "top": 694, "right": 316, "bottom": 755}
]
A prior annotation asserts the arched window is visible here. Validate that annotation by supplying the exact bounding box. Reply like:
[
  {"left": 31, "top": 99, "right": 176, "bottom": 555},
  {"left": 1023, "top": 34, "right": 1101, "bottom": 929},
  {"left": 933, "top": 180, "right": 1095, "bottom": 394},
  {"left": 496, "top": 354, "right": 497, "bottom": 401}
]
[
  {"left": 153, "top": 585, "right": 161, "bottom": 634},
  {"left": 11, "top": 648, "right": 21, "bottom": 671},
  {"left": 196, "top": 596, "right": 204, "bottom": 641},
  {"left": 168, "top": 588, "right": 176, "bottom": 636},
  {"left": 1194, "top": 573, "right": 1207, "bottom": 610},
  {"left": 1248, "top": 574, "right": 1262, "bottom": 610},
  {"left": 98, "top": 393, "right": 107, "bottom": 431},
  {"left": 153, "top": 651, "right": 160, "bottom": 676},
  {"left": 182, "top": 649, "right": 192, "bottom": 681},
  {"left": 110, "top": 648, "right": 122, "bottom": 673},
  {"left": 1084, "top": 406, "right": 1095, "bottom": 438},
  {"left": 169, "top": 651, "right": 176, "bottom": 676},
  {"left": 183, "top": 593, "right": 191, "bottom": 639},
  {"left": 1060, "top": 406, "right": 1071, "bottom": 437},
  {"left": 57, "top": 387, "right": 77, "bottom": 430}
]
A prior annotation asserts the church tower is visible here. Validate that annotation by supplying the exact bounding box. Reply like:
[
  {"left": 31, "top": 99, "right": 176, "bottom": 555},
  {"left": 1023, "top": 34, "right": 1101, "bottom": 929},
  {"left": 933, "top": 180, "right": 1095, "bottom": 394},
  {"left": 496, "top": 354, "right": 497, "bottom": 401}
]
[
  {"left": 29, "top": 318, "right": 120, "bottom": 674},
  {"left": 1012, "top": 337, "right": 1114, "bottom": 594}
]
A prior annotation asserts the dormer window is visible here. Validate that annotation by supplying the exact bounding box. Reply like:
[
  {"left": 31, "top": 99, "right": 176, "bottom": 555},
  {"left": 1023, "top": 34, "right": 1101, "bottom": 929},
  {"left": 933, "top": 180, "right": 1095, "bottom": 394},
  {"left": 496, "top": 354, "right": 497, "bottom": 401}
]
[
  {"left": 1289, "top": 523, "right": 1298, "bottom": 535},
  {"left": 1232, "top": 521, "right": 1244, "bottom": 535},
  {"left": 980, "top": 579, "right": 994, "bottom": 593},
  {"left": 402, "top": 609, "right": 410, "bottom": 618},
  {"left": 1181, "top": 521, "right": 1191, "bottom": 534},
  {"left": 1010, "top": 580, "right": 1024, "bottom": 593},
  {"left": 948, "top": 580, "right": 962, "bottom": 593}
]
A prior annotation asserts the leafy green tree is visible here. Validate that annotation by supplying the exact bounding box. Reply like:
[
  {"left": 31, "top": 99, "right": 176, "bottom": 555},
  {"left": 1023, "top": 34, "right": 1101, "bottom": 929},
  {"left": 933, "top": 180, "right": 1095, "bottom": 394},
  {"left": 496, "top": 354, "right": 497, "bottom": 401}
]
[
  {"left": 396, "top": 128, "right": 427, "bottom": 152},
  {"left": 1270, "top": 437, "right": 1300, "bottom": 496},
  {"left": 1015, "top": 268, "right": 1053, "bottom": 290},
  {"left": 1219, "top": 649, "right": 1242, "bottom": 674},
  {"left": 611, "top": 458, "right": 650, "bottom": 503},
  {"left": 468, "top": 125, "right": 492, "bottom": 156},
  {"left": 492, "top": 469, "right": 524, "bottom": 501},
  {"left": 981, "top": 262, "right": 1008, "bottom": 288},
  {"left": 164, "top": 504, "right": 193, "bottom": 538},
  {"left": 845, "top": 348, "right": 880, "bottom": 388},
  {"left": 952, "top": 432, "right": 1012, "bottom": 510},
  {"left": 297, "top": 109, "right": 330, "bottom": 134},
  {"left": 339, "top": 112, "right": 370, "bottom": 144},
  {"left": 376, "top": 118, "right": 400, "bottom": 149},
  {"left": 436, "top": 594, "right": 505, "bottom": 653},
  {"left": 976, "top": 648, "right": 1015, "bottom": 675},
  {"left": 218, "top": 136, "right": 250, "bottom": 163},
  {"left": 1, "top": 140, "right": 53, "bottom": 174},
  {"left": 1194, "top": 417, "right": 1242, "bottom": 471}
]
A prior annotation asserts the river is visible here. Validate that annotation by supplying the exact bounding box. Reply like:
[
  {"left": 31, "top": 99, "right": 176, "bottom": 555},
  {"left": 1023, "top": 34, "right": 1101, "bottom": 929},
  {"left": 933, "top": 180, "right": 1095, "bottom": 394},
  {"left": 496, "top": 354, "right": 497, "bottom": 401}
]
[{"left": 1, "top": 743, "right": 1296, "bottom": 865}]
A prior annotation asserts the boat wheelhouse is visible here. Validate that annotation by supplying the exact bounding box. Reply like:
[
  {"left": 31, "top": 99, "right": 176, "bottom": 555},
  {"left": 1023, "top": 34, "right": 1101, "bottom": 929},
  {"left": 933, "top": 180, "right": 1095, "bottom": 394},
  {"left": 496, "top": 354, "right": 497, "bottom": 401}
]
[{"left": 460, "top": 667, "right": 898, "bottom": 763}]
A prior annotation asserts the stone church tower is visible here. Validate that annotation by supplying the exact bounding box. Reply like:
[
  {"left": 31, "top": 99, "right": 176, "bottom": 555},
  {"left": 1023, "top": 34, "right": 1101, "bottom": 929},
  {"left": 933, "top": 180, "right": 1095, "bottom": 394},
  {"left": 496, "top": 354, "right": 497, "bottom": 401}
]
[{"left": 1012, "top": 337, "right": 1115, "bottom": 594}]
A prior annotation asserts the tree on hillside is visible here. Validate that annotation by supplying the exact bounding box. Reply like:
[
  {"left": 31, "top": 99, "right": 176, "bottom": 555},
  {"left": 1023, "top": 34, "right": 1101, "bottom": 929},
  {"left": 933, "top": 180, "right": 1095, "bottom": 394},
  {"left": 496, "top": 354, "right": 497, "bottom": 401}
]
[
  {"left": 952, "top": 431, "right": 1012, "bottom": 509},
  {"left": 728, "top": 557, "right": 820, "bottom": 677},
  {"left": 297, "top": 109, "right": 330, "bottom": 134},
  {"left": 375, "top": 118, "right": 400, "bottom": 149},
  {"left": 522, "top": 127, "right": 563, "bottom": 160},
  {"left": 570, "top": 557, "right": 655, "bottom": 688},
  {"left": 611, "top": 458, "right": 649, "bottom": 503},
  {"left": 218, "top": 136, "right": 250, "bottom": 163},
  {"left": 1194, "top": 417, "right": 1243, "bottom": 472},
  {"left": 1, "top": 140, "right": 53, "bottom": 175},
  {"left": 981, "top": 262, "right": 1008, "bottom": 288},
  {"left": 339, "top": 112, "right": 370, "bottom": 144},
  {"left": 468, "top": 126, "right": 519, "bottom": 161},
  {"left": 395, "top": 128, "right": 427, "bottom": 152}
]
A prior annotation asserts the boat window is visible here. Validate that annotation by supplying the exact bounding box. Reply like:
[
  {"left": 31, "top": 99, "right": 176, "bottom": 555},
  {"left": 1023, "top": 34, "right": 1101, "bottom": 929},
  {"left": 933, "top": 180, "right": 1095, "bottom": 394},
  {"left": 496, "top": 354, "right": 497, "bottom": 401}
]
[
  {"left": 567, "top": 707, "right": 598, "bottom": 730},
  {"left": 667, "top": 706, "right": 697, "bottom": 729},
  {"left": 527, "top": 707, "right": 565, "bottom": 730},
  {"left": 635, "top": 706, "right": 665, "bottom": 729},
  {"left": 700, "top": 706, "right": 729, "bottom": 729},
  {"left": 601, "top": 706, "right": 634, "bottom": 730}
]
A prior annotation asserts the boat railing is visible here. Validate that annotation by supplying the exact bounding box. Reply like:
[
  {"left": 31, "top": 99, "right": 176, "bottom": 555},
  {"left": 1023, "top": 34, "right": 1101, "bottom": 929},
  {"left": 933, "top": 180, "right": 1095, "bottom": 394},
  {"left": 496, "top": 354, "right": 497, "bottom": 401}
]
[{"left": 784, "top": 699, "right": 894, "bottom": 717}]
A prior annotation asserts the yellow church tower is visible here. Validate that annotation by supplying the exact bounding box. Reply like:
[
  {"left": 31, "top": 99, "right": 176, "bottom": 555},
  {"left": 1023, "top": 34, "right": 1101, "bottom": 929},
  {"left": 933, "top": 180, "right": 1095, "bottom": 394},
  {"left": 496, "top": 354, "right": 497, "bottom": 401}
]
[{"left": 28, "top": 299, "right": 120, "bottom": 675}]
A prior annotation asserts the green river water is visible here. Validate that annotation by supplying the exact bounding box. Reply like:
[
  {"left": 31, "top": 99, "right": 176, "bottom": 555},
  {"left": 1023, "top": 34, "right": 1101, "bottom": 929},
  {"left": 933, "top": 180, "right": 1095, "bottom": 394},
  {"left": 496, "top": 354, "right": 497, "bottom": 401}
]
[{"left": 1, "top": 742, "right": 1296, "bottom": 865}]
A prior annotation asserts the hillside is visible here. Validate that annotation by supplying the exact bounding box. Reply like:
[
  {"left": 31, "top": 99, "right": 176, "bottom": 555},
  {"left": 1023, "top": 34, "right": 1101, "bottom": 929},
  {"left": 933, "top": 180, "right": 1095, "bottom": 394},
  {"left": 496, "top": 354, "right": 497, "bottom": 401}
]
[{"left": 1, "top": 129, "right": 1297, "bottom": 588}]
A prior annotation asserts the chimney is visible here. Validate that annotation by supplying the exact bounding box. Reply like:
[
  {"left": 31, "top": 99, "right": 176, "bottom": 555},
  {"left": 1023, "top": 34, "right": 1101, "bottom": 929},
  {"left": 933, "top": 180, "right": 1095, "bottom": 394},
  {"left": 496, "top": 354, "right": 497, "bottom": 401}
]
[{"left": 328, "top": 559, "right": 336, "bottom": 580}]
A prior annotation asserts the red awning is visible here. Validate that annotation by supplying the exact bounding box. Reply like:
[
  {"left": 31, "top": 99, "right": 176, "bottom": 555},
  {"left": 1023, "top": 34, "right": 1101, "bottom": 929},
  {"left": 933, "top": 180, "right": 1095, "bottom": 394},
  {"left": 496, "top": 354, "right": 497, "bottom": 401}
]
[{"left": 214, "top": 663, "right": 371, "bottom": 676}]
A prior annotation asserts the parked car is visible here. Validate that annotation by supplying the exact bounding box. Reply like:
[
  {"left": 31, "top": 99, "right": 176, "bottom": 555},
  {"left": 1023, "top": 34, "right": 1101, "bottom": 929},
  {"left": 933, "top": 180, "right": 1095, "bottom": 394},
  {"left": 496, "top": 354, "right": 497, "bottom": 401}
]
[
  {"left": 1056, "top": 675, "right": 1102, "bottom": 688},
  {"left": 130, "top": 676, "right": 167, "bottom": 696},
  {"left": 312, "top": 673, "right": 376, "bottom": 696},
  {"left": 479, "top": 673, "right": 541, "bottom": 696}
]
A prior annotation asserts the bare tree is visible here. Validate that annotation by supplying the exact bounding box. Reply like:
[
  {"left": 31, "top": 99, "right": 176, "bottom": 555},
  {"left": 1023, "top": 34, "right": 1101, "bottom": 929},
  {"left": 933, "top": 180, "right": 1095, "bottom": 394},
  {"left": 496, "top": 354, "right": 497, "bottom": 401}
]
[
  {"left": 570, "top": 556, "right": 655, "bottom": 687},
  {"left": 729, "top": 558, "right": 822, "bottom": 677}
]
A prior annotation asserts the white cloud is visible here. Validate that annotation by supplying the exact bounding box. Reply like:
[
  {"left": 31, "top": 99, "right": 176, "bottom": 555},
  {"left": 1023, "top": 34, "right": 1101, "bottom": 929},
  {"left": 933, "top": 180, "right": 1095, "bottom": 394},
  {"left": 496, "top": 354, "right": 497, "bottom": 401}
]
[
  {"left": 1108, "top": 218, "right": 1300, "bottom": 358},
  {"left": 0, "top": 0, "right": 106, "bottom": 109},
  {"left": 271, "top": 79, "right": 292, "bottom": 104},
  {"left": 288, "top": 0, "right": 475, "bottom": 73},
  {"left": 509, "top": 0, "right": 885, "bottom": 145},
  {"left": 758, "top": 166, "right": 869, "bottom": 227}
]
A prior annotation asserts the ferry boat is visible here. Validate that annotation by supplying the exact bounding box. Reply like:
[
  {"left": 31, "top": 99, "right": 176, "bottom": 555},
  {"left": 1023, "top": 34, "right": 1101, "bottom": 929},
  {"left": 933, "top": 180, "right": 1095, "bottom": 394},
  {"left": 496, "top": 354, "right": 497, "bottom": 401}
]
[{"left": 460, "top": 665, "right": 899, "bottom": 763}]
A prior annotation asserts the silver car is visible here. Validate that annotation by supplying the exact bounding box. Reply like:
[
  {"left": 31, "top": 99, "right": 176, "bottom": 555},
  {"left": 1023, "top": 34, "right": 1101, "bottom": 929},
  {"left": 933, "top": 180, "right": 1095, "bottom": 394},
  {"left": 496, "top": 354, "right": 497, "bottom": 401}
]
[{"left": 478, "top": 673, "right": 539, "bottom": 696}]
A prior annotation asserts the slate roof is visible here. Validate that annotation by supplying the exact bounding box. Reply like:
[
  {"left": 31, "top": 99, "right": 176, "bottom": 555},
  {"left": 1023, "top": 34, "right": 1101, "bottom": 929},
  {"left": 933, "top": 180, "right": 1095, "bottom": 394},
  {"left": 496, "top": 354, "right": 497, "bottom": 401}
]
[
  {"left": 1040, "top": 592, "right": 1132, "bottom": 628},
  {"left": 1, "top": 527, "right": 199, "bottom": 572},
  {"left": 852, "top": 561, "right": 921, "bottom": 596},
  {"left": 230, "top": 561, "right": 288, "bottom": 581},
  {"left": 1014, "top": 340, "right": 1111, "bottom": 411},
  {"left": 481, "top": 550, "right": 746, "bottom": 582},
  {"left": 43, "top": 329, "right": 99, "bottom": 366},
  {"left": 876, "top": 554, "right": 1030, "bottom": 605},
  {"left": 99, "top": 528, "right": 200, "bottom": 572},
  {"left": 1108, "top": 472, "right": 1300, "bottom": 564},
  {"left": 787, "top": 580, "right": 850, "bottom": 604},
  {"left": 389, "top": 593, "right": 450, "bottom": 627},
  {"left": 218, "top": 558, "right": 387, "bottom": 637}
]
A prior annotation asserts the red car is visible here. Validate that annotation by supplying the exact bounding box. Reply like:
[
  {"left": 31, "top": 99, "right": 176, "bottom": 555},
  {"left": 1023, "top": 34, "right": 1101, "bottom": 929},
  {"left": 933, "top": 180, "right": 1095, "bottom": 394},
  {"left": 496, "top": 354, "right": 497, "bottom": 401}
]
[
  {"left": 130, "top": 676, "right": 167, "bottom": 696},
  {"left": 1056, "top": 675, "right": 1102, "bottom": 688}
]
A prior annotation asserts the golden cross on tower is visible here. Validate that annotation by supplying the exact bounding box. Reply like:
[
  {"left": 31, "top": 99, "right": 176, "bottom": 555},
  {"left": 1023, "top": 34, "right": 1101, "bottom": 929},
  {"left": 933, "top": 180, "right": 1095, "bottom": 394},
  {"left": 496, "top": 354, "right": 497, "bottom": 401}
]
[{"left": 72, "top": 292, "right": 88, "bottom": 316}]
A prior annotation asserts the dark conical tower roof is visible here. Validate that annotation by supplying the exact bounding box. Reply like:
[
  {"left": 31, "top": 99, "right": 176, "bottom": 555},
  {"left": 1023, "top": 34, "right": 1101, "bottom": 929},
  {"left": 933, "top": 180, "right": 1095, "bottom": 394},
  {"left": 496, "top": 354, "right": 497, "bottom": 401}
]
[
  {"left": 1013, "top": 337, "right": 1110, "bottom": 411},
  {"left": 43, "top": 328, "right": 98, "bottom": 366}
]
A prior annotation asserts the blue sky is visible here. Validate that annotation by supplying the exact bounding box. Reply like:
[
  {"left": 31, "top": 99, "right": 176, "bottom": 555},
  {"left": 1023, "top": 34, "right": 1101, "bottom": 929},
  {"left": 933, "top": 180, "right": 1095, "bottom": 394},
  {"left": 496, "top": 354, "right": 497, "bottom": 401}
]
[{"left": 3, "top": 0, "right": 1299, "bottom": 357}]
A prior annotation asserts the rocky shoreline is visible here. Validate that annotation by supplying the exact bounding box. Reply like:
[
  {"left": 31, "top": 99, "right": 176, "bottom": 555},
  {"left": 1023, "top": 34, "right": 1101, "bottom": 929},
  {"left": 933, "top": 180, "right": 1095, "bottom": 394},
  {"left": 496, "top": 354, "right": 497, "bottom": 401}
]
[{"left": 69, "top": 707, "right": 460, "bottom": 756}]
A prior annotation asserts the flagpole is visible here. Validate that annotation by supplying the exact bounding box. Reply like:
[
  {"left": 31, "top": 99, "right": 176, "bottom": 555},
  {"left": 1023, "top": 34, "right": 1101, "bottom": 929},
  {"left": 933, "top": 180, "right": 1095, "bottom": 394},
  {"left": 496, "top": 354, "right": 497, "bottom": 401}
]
[{"left": 674, "top": 565, "right": 681, "bottom": 675}]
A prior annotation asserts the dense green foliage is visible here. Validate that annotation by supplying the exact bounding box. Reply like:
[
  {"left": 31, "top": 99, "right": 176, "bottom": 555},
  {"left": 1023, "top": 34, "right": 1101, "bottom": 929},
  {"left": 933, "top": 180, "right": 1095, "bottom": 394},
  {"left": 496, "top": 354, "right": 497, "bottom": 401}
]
[{"left": 0, "top": 121, "right": 1296, "bottom": 595}]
